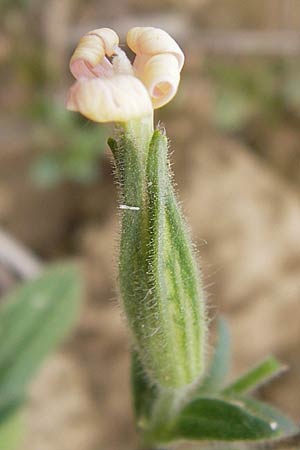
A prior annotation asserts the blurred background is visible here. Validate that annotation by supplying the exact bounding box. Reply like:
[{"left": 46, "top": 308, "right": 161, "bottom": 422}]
[{"left": 1, "top": 1, "right": 300, "bottom": 449}]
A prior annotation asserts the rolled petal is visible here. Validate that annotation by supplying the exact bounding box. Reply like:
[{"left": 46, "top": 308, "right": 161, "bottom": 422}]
[
  {"left": 66, "top": 75, "right": 153, "bottom": 123},
  {"left": 127, "top": 27, "right": 184, "bottom": 109},
  {"left": 127, "top": 27, "right": 184, "bottom": 71},
  {"left": 138, "top": 53, "right": 180, "bottom": 108},
  {"left": 70, "top": 28, "right": 119, "bottom": 79}
]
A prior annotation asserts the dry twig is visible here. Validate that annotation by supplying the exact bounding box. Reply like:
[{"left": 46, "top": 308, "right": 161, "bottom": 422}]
[{"left": 0, "top": 229, "right": 41, "bottom": 281}]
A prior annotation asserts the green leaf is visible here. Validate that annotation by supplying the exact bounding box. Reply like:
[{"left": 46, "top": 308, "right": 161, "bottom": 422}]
[
  {"left": 198, "top": 317, "right": 231, "bottom": 394},
  {"left": 0, "top": 409, "right": 24, "bottom": 450},
  {"left": 222, "top": 356, "right": 286, "bottom": 396},
  {"left": 171, "top": 397, "right": 278, "bottom": 441},
  {"left": 239, "top": 396, "right": 297, "bottom": 435},
  {"left": 131, "top": 351, "right": 158, "bottom": 428},
  {"left": 0, "top": 263, "right": 82, "bottom": 410}
]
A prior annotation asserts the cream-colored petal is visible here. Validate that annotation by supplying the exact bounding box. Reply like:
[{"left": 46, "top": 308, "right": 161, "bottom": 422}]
[
  {"left": 70, "top": 28, "right": 119, "bottom": 79},
  {"left": 88, "top": 28, "right": 119, "bottom": 56},
  {"left": 66, "top": 75, "right": 153, "bottom": 123},
  {"left": 139, "top": 53, "right": 180, "bottom": 108},
  {"left": 127, "top": 27, "right": 184, "bottom": 71}
]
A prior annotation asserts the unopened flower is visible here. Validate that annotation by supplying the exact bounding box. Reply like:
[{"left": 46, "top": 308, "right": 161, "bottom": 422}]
[{"left": 67, "top": 27, "right": 184, "bottom": 123}]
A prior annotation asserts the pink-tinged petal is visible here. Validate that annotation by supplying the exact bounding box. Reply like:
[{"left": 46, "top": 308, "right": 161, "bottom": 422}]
[
  {"left": 70, "top": 59, "right": 97, "bottom": 79},
  {"left": 127, "top": 27, "right": 184, "bottom": 71},
  {"left": 70, "top": 28, "right": 119, "bottom": 79},
  {"left": 91, "top": 57, "right": 114, "bottom": 77},
  {"left": 66, "top": 75, "right": 153, "bottom": 123}
]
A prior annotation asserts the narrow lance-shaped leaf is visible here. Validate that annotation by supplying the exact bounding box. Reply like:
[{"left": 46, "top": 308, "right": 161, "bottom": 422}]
[
  {"left": 0, "top": 263, "right": 82, "bottom": 411},
  {"left": 0, "top": 409, "right": 24, "bottom": 450},
  {"left": 222, "top": 356, "right": 286, "bottom": 397},
  {"left": 237, "top": 396, "right": 297, "bottom": 435},
  {"left": 198, "top": 317, "right": 231, "bottom": 394},
  {"left": 170, "top": 397, "right": 279, "bottom": 442}
]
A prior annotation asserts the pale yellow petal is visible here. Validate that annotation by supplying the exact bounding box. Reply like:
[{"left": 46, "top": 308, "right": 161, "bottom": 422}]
[
  {"left": 70, "top": 28, "right": 119, "bottom": 79},
  {"left": 127, "top": 27, "right": 184, "bottom": 70},
  {"left": 88, "top": 28, "right": 119, "bottom": 56},
  {"left": 66, "top": 75, "right": 153, "bottom": 123},
  {"left": 139, "top": 53, "right": 180, "bottom": 108}
]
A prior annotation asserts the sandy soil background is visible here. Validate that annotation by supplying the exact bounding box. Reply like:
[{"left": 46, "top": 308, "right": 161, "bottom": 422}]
[{"left": 1, "top": 1, "right": 300, "bottom": 449}]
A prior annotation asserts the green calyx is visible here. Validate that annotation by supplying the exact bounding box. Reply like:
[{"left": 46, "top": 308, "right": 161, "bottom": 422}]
[{"left": 108, "top": 118, "right": 206, "bottom": 389}]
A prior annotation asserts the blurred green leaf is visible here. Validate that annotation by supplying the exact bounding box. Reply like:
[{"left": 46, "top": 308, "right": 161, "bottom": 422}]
[
  {"left": 30, "top": 99, "right": 108, "bottom": 186},
  {"left": 206, "top": 60, "right": 288, "bottom": 131},
  {"left": 214, "top": 88, "right": 258, "bottom": 131},
  {"left": 0, "top": 263, "right": 82, "bottom": 411},
  {"left": 0, "top": 0, "right": 32, "bottom": 13},
  {"left": 30, "top": 156, "right": 63, "bottom": 187},
  {"left": 198, "top": 317, "right": 231, "bottom": 395},
  {"left": 171, "top": 397, "right": 278, "bottom": 441},
  {"left": 222, "top": 356, "right": 286, "bottom": 396},
  {"left": 239, "top": 396, "right": 297, "bottom": 435},
  {"left": 0, "top": 409, "right": 24, "bottom": 450},
  {"left": 282, "top": 63, "right": 300, "bottom": 114}
]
